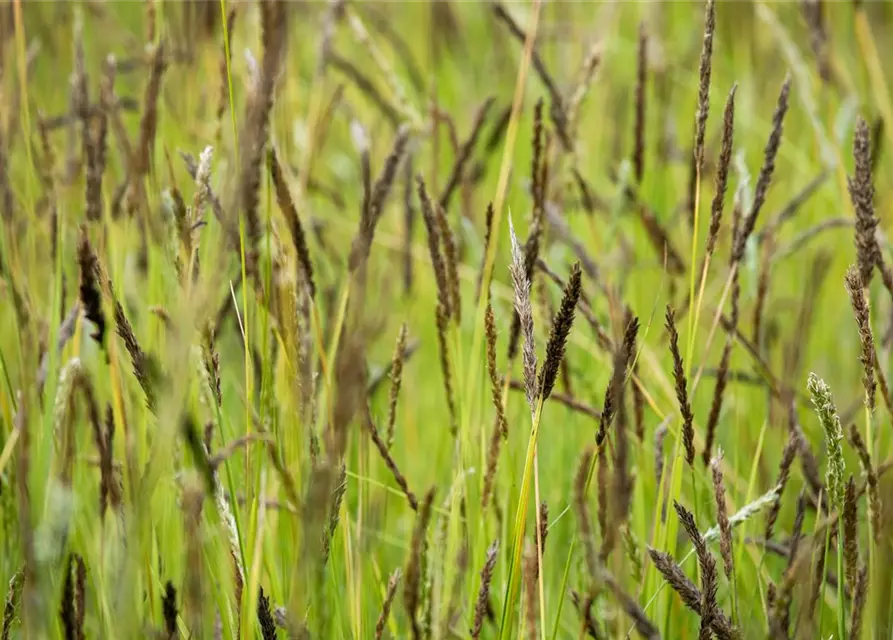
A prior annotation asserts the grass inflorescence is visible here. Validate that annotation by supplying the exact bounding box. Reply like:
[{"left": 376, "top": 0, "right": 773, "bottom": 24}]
[{"left": 2, "top": 2, "right": 893, "bottom": 639}]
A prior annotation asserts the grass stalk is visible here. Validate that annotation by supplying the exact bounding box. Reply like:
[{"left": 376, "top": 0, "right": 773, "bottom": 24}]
[{"left": 499, "top": 395, "right": 545, "bottom": 640}]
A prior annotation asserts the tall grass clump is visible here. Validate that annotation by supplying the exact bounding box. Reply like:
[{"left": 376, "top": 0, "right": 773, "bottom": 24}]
[{"left": 2, "top": 1, "right": 893, "bottom": 639}]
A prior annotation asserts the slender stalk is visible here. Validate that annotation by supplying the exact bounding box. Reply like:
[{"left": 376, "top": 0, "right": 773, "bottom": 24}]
[
  {"left": 837, "top": 527, "right": 845, "bottom": 640},
  {"left": 500, "top": 396, "right": 545, "bottom": 640},
  {"left": 865, "top": 404, "right": 877, "bottom": 639},
  {"left": 533, "top": 451, "right": 546, "bottom": 640}
]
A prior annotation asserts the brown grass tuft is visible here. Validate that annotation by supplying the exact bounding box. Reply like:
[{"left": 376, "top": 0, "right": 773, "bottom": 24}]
[
  {"left": 843, "top": 476, "right": 858, "bottom": 593},
  {"left": 269, "top": 147, "right": 316, "bottom": 298},
  {"left": 802, "top": 0, "right": 831, "bottom": 83},
  {"left": 476, "top": 202, "right": 495, "bottom": 303},
  {"left": 597, "top": 447, "right": 610, "bottom": 558},
  {"left": 417, "top": 176, "right": 452, "bottom": 315},
  {"left": 732, "top": 74, "right": 791, "bottom": 264},
  {"left": 694, "top": 0, "right": 715, "bottom": 173},
  {"left": 805, "top": 536, "right": 827, "bottom": 626},
  {"left": 752, "top": 234, "right": 774, "bottom": 350},
  {"left": 769, "top": 491, "right": 806, "bottom": 637},
  {"left": 674, "top": 502, "right": 719, "bottom": 640},
  {"left": 257, "top": 587, "right": 277, "bottom": 640},
  {"left": 114, "top": 293, "right": 159, "bottom": 411},
  {"left": 133, "top": 40, "right": 167, "bottom": 181},
  {"left": 77, "top": 228, "right": 106, "bottom": 347},
  {"left": 570, "top": 590, "right": 601, "bottom": 639},
  {"left": 364, "top": 412, "right": 418, "bottom": 511},
  {"left": 201, "top": 326, "right": 222, "bottom": 408},
  {"left": 490, "top": 4, "right": 571, "bottom": 149},
  {"left": 161, "top": 581, "right": 177, "bottom": 639},
  {"left": 215, "top": 7, "right": 238, "bottom": 145},
  {"left": 230, "top": 0, "right": 289, "bottom": 274},
  {"left": 850, "top": 116, "right": 881, "bottom": 287},
  {"left": 471, "top": 540, "right": 499, "bottom": 639},
  {"left": 59, "top": 555, "right": 76, "bottom": 640},
  {"left": 439, "top": 96, "right": 495, "bottom": 211},
  {"left": 704, "top": 84, "right": 736, "bottom": 260},
  {"left": 845, "top": 265, "right": 878, "bottom": 412},
  {"left": 482, "top": 304, "right": 508, "bottom": 509},
  {"left": 848, "top": 423, "right": 881, "bottom": 543},
  {"left": 765, "top": 429, "right": 798, "bottom": 542},
  {"left": 702, "top": 321, "right": 732, "bottom": 465},
  {"left": 597, "top": 315, "right": 639, "bottom": 446},
  {"left": 710, "top": 453, "right": 735, "bottom": 584},
  {"left": 404, "top": 152, "right": 416, "bottom": 296},
  {"left": 666, "top": 306, "right": 695, "bottom": 466},
  {"left": 350, "top": 126, "right": 412, "bottom": 272},
  {"left": 434, "top": 302, "right": 458, "bottom": 435},
  {"left": 322, "top": 463, "right": 348, "bottom": 568},
  {"left": 647, "top": 547, "right": 737, "bottom": 640},
  {"left": 602, "top": 571, "right": 660, "bottom": 640},
  {"left": 538, "top": 262, "right": 582, "bottom": 401},
  {"left": 85, "top": 57, "right": 114, "bottom": 221},
  {"left": 404, "top": 487, "right": 436, "bottom": 640},
  {"left": 375, "top": 569, "right": 402, "bottom": 640},
  {"left": 435, "top": 201, "right": 462, "bottom": 323},
  {"left": 849, "top": 564, "right": 869, "bottom": 639},
  {"left": 609, "top": 313, "right": 640, "bottom": 551},
  {"left": 385, "top": 323, "right": 408, "bottom": 449}
]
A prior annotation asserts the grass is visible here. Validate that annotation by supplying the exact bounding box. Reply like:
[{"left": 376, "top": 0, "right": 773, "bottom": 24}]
[{"left": 2, "top": 0, "right": 893, "bottom": 638}]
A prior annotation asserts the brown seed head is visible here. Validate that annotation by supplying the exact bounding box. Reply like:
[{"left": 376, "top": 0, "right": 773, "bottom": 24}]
[
  {"left": 375, "top": 569, "right": 402, "bottom": 640},
  {"left": 849, "top": 564, "right": 869, "bottom": 640},
  {"left": 843, "top": 476, "right": 858, "bottom": 593},
  {"left": 269, "top": 148, "right": 316, "bottom": 298},
  {"left": 848, "top": 423, "right": 881, "bottom": 543},
  {"left": 765, "top": 429, "right": 798, "bottom": 542},
  {"left": 845, "top": 265, "right": 877, "bottom": 412},
  {"left": 710, "top": 453, "right": 734, "bottom": 582},
  {"left": 705, "top": 84, "right": 737, "bottom": 258},
  {"left": 77, "top": 228, "right": 106, "bottom": 347},
  {"left": 694, "top": 0, "right": 716, "bottom": 172},
  {"left": 404, "top": 487, "right": 436, "bottom": 640},
  {"left": 439, "top": 96, "right": 495, "bottom": 212},
  {"left": 386, "top": 323, "right": 408, "bottom": 449},
  {"left": 538, "top": 263, "right": 581, "bottom": 401},
  {"left": 471, "top": 540, "right": 499, "bottom": 639},
  {"left": 850, "top": 117, "right": 880, "bottom": 286},
  {"left": 417, "top": 176, "right": 452, "bottom": 316},
  {"left": 597, "top": 316, "right": 639, "bottom": 445},
  {"left": 666, "top": 306, "right": 695, "bottom": 466},
  {"left": 733, "top": 74, "right": 791, "bottom": 264},
  {"left": 162, "top": 581, "right": 177, "bottom": 638},
  {"left": 482, "top": 305, "right": 509, "bottom": 509},
  {"left": 257, "top": 587, "right": 277, "bottom": 640}
]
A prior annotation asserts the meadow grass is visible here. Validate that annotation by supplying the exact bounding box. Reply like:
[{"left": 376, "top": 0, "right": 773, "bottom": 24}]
[{"left": 1, "top": 1, "right": 893, "bottom": 638}]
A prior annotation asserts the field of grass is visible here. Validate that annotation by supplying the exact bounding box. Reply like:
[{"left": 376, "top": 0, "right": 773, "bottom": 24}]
[{"left": 2, "top": 1, "right": 893, "bottom": 638}]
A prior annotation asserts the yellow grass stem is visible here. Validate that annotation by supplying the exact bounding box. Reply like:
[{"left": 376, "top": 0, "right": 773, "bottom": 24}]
[{"left": 499, "top": 395, "right": 545, "bottom": 639}]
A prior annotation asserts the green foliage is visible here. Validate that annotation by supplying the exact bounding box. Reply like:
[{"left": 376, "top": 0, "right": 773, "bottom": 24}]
[{"left": 1, "top": 1, "right": 893, "bottom": 638}]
